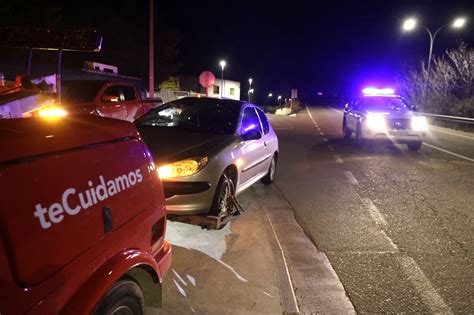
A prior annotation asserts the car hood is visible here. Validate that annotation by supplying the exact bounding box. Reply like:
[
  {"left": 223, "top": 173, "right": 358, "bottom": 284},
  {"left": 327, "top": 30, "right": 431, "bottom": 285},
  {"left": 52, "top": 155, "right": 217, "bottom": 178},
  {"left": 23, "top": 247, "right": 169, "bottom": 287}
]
[{"left": 137, "top": 126, "right": 236, "bottom": 165}]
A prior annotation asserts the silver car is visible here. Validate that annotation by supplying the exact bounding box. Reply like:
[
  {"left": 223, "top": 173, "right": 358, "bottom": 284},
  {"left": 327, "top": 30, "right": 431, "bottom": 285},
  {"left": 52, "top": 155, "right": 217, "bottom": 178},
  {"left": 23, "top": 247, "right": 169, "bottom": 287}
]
[
  {"left": 343, "top": 91, "right": 428, "bottom": 150},
  {"left": 135, "top": 97, "right": 279, "bottom": 216}
]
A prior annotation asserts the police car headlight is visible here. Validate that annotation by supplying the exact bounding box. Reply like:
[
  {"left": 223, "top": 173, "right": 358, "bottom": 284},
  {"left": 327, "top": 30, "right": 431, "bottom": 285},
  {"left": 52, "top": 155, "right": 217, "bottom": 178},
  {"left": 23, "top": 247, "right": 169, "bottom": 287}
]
[
  {"left": 38, "top": 106, "right": 68, "bottom": 118},
  {"left": 157, "top": 157, "right": 208, "bottom": 179},
  {"left": 366, "top": 114, "right": 387, "bottom": 132},
  {"left": 411, "top": 116, "right": 428, "bottom": 131}
]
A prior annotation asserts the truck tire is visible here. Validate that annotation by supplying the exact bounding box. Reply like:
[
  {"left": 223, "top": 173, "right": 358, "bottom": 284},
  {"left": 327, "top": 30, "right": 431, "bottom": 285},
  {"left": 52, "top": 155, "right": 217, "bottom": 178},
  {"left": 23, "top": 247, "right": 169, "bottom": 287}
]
[
  {"left": 94, "top": 280, "right": 144, "bottom": 315},
  {"left": 407, "top": 141, "right": 422, "bottom": 151},
  {"left": 355, "top": 123, "right": 364, "bottom": 146},
  {"left": 261, "top": 154, "right": 277, "bottom": 184}
]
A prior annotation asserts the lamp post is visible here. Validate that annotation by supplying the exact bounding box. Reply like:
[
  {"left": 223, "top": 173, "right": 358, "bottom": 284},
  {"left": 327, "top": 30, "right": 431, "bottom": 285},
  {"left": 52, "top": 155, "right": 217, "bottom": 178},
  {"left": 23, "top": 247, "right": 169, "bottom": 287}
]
[
  {"left": 219, "top": 60, "right": 226, "bottom": 98},
  {"left": 402, "top": 17, "right": 466, "bottom": 86},
  {"left": 248, "top": 89, "right": 254, "bottom": 103},
  {"left": 278, "top": 95, "right": 282, "bottom": 109},
  {"left": 248, "top": 78, "right": 253, "bottom": 102}
]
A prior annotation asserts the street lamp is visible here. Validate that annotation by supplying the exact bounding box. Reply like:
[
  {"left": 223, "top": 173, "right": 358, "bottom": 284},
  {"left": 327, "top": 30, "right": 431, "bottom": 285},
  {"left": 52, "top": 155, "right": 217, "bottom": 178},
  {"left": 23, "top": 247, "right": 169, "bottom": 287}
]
[
  {"left": 219, "top": 60, "right": 226, "bottom": 98},
  {"left": 248, "top": 78, "right": 253, "bottom": 101},
  {"left": 402, "top": 16, "right": 467, "bottom": 103}
]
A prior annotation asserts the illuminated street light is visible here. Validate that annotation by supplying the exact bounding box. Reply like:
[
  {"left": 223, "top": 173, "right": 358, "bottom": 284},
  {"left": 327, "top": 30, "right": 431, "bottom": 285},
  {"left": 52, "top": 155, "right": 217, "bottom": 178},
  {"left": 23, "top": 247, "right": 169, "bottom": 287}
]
[
  {"left": 402, "top": 16, "right": 467, "bottom": 101},
  {"left": 268, "top": 93, "right": 273, "bottom": 98},
  {"left": 403, "top": 18, "right": 417, "bottom": 31},
  {"left": 453, "top": 17, "right": 466, "bottom": 28},
  {"left": 219, "top": 60, "right": 226, "bottom": 98}
]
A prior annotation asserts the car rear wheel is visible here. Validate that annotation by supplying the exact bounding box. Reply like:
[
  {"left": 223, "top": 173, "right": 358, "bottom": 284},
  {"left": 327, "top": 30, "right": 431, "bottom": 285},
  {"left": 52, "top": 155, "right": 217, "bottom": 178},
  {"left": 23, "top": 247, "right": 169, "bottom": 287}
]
[
  {"left": 407, "top": 141, "right": 422, "bottom": 151},
  {"left": 343, "top": 119, "right": 352, "bottom": 140},
  {"left": 94, "top": 280, "right": 144, "bottom": 315},
  {"left": 355, "top": 123, "right": 364, "bottom": 146},
  {"left": 261, "top": 154, "right": 277, "bottom": 184},
  {"left": 210, "top": 173, "right": 235, "bottom": 217}
]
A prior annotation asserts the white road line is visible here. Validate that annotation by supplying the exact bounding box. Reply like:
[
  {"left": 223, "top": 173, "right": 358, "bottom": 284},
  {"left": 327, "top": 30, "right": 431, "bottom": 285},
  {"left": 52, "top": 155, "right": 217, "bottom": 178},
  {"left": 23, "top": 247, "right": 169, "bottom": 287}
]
[
  {"left": 360, "top": 198, "right": 387, "bottom": 228},
  {"left": 306, "top": 106, "right": 317, "bottom": 126},
  {"left": 323, "top": 138, "right": 329, "bottom": 142},
  {"left": 328, "top": 145, "right": 335, "bottom": 151},
  {"left": 319, "top": 132, "right": 325, "bottom": 136},
  {"left": 423, "top": 143, "right": 474, "bottom": 162},
  {"left": 334, "top": 155, "right": 343, "bottom": 164},
  {"left": 380, "top": 230, "right": 399, "bottom": 251},
  {"left": 430, "top": 125, "right": 474, "bottom": 141},
  {"left": 398, "top": 256, "right": 452, "bottom": 314},
  {"left": 344, "top": 171, "right": 359, "bottom": 186}
]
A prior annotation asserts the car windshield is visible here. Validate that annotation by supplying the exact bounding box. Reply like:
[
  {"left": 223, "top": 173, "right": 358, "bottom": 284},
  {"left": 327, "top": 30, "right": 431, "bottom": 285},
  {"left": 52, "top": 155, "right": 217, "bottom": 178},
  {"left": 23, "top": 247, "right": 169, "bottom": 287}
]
[
  {"left": 135, "top": 99, "right": 240, "bottom": 134},
  {"left": 62, "top": 81, "right": 106, "bottom": 103},
  {"left": 361, "top": 97, "right": 410, "bottom": 112}
]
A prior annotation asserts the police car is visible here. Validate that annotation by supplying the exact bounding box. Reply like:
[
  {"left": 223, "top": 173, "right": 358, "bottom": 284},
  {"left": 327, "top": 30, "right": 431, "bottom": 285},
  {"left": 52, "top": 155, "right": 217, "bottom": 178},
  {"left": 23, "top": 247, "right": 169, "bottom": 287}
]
[{"left": 343, "top": 88, "right": 428, "bottom": 151}]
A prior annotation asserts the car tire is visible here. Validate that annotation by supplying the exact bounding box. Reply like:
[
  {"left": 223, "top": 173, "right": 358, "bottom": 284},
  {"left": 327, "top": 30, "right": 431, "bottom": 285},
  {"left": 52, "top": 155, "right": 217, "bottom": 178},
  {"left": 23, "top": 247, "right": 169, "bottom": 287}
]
[
  {"left": 94, "top": 280, "right": 144, "bottom": 315},
  {"left": 343, "top": 119, "right": 352, "bottom": 141},
  {"left": 407, "top": 141, "right": 422, "bottom": 151},
  {"left": 355, "top": 122, "right": 364, "bottom": 146},
  {"left": 210, "top": 172, "right": 235, "bottom": 217},
  {"left": 261, "top": 154, "right": 277, "bottom": 185}
]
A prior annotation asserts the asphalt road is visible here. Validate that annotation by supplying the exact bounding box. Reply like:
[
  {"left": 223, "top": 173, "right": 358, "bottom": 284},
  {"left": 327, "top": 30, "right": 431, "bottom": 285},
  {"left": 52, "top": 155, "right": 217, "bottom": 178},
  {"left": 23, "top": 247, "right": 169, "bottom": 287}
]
[{"left": 268, "top": 105, "right": 474, "bottom": 313}]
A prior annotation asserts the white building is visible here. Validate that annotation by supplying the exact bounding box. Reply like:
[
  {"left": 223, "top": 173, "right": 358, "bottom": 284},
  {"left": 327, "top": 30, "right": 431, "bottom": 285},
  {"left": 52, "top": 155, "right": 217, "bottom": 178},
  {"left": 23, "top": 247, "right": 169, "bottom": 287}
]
[{"left": 206, "top": 79, "right": 241, "bottom": 100}]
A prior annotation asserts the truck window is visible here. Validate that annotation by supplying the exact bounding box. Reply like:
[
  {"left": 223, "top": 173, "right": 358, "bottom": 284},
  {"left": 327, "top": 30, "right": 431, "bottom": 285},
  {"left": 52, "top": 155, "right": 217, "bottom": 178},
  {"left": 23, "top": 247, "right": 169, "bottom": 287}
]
[
  {"left": 103, "top": 86, "right": 122, "bottom": 102},
  {"left": 121, "top": 86, "right": 137, "bottom": 101}
]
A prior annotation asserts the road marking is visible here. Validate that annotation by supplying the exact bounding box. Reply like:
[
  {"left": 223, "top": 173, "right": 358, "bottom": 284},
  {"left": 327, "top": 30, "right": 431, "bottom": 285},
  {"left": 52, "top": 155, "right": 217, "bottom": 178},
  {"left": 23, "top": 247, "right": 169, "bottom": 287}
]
[
  {"left": 319, "top": 132, "right": 325, "bottom": 136},
  {"left": 306, "top": 106, "right": 318, "bottom": 126},
  {"left": 344, "top": 171, "right": 359, "bottom": 186},
  {"left": 380, "top": 230, "right": 399, "bottom": 251},
  {"left": 334, "top": 154, "right": 343, "bottom": 164},
  {"left": 430, "top": 125, "right": 474, "bottom": 140},
  {"left": 398, "top": 256, "right": 452, "bottom": 314},
  {"left": 360, "top": 198, "right": 387, "bottom": 228},
  {"left": 423, "top": 142, "right": 474, "bottom": 162},
  {"left": 328, "top": 145, "right": 335, "bottom": 151},
  {"left": 323, "top": 138, "right": 329, "bottom": 142}
]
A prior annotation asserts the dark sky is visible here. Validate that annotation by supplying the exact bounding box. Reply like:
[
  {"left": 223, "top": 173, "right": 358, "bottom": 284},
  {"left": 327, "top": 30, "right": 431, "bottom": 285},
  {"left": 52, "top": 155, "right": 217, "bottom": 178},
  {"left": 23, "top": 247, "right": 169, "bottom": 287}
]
[
  {"left": 3, "top": 0, "right": 474, "bottom": 101},
  {"left": 156, "top": 0, "right": 473, "bottom": 100}
]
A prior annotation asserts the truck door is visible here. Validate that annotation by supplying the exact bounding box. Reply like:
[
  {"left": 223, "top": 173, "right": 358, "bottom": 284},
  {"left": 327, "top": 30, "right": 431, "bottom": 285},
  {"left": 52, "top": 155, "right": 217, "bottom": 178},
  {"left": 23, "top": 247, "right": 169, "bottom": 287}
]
[{"left": 120, "top": 85, "right": 144, "bottom": 122}]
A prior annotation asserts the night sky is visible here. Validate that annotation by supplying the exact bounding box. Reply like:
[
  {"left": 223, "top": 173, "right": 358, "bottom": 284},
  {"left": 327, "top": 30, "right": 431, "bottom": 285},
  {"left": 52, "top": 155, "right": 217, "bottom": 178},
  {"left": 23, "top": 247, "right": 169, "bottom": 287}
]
[{"left": 3, "top": 0, "right": 474, "bottom": 102}]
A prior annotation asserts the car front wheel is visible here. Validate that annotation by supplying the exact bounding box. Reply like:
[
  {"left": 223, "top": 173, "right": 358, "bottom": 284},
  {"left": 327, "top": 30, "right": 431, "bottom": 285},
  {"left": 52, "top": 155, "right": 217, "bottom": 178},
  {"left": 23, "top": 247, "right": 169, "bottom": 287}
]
[
  {"left": 94, "top": 280, "right": 144, "bottom": 315},
  {"left": 343, "top": 119, "right": 352, "bottom": 140},
  {"left": 210, "top": 173, "right": 235, "bottom": 217},
  {"left": 355, "top": 123, "right": 364, "bottom": 146},
  {"left": 407, "top": 141, "right": 422, "bottom": 151}
]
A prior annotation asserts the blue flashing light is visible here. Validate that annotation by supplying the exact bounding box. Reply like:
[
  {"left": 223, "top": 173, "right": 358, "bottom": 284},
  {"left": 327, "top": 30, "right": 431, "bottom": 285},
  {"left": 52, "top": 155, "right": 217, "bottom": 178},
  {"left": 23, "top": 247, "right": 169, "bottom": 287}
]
[{"left": 362, "top": 87, "right": 395, "bottom": 96}]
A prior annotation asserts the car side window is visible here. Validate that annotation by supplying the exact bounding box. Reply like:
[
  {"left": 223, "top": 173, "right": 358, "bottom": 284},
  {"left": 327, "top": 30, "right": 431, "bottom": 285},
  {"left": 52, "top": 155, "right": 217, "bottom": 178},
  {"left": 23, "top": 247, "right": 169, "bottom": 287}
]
[
  {"left": 240, "top": 107, "right": 263, "bottom": 135},
  {"left": 352, "top": 100, "right": 361, "bottom": 111},
  {"left": 256, "top": 108, "right": 270, "bottom": 134},
  {"left": 121, "top": 86, "right": 137, "bottom": 101},
  {"left": 102, "top": 86, "right": 122, "bottom": 102}
]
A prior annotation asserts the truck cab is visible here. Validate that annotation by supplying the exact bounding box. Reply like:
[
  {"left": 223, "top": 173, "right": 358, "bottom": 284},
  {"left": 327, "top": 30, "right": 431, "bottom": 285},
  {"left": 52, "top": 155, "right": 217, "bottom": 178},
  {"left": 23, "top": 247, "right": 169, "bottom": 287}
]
[{"left": 0, "top": 115, "right": 171, "bottom": 314}]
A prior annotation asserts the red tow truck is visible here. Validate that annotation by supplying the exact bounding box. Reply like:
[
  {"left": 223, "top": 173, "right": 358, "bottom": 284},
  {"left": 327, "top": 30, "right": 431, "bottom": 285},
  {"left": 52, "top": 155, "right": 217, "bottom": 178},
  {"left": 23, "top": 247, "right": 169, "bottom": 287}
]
[{"left": 0, "top": 114, "right": 171, "bottom": 314}]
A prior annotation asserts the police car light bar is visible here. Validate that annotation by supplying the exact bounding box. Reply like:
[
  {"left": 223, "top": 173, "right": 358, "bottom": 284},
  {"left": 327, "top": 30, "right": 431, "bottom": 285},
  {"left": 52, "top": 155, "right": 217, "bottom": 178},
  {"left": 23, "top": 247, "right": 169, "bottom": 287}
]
[{"left": 362, "top": 87, "right": 395, "bottom": 96}]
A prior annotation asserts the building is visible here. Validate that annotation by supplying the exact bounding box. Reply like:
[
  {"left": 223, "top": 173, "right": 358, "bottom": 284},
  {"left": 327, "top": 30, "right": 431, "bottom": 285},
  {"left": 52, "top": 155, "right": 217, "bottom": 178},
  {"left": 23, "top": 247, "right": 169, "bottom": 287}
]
[{"left": 206, "top": 79, "right": 241, "bottom": 100}]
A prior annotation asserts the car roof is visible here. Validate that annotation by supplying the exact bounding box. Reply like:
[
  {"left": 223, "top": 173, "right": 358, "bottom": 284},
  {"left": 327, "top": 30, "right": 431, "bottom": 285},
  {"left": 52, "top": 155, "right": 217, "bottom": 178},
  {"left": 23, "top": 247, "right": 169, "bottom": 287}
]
[{"left": 171, "top": 97, "right": 248, "bottom": 109}]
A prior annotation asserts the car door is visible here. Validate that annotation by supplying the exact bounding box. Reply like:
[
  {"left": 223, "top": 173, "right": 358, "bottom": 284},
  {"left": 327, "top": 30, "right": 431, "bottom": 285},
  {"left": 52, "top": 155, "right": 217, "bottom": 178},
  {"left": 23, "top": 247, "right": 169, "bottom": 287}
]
[
  {"left": 237, "top": 107, "right": 267, "bottom": 187},
  {"left": 98, "top": 85, "right": 127, "bottom": 120},
  {"left": 255, "top": 107, "right": 276, "bottom": 171},
  {"left": 347, "top": 99, "right": 360, "bottom": 131},
  {"left": 120, "top": 85, "right": 144, "bottom": 122}
]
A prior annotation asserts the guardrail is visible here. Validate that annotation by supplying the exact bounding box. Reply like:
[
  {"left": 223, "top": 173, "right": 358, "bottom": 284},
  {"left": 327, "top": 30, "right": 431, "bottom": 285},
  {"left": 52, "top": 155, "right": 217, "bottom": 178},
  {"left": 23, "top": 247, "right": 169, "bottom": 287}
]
[{"left": 420, "top": 112, "right": 474, "bottom": 125}]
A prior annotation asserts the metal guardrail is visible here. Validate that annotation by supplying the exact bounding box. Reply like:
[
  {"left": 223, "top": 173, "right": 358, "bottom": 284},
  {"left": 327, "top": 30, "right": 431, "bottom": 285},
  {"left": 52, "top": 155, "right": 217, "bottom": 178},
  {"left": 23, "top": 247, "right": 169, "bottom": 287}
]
[{"left": 420, "top": 112, "right": 474, "bottom": 125}]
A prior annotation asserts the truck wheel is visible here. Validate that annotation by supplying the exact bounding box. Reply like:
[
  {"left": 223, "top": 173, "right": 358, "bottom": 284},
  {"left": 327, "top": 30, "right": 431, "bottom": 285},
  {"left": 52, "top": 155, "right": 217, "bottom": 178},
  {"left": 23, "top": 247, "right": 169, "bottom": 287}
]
[
  {"left": 210, "top": 173, "right": 235, "bottom": 217},
  {"left": 407, "top": 141, "right": 422, "bottom": 151},
  {"left": 261, "top": 154, "right": 277, "bottom": 184},
  {"left": 343, "top": 119, "right": 352, "bottom": 141},
  {"left": 355, "top": 123, "right": 364, "bottom": 146},
  {"left": 94, "top": 280, "right": 144, "bottom": 315}
]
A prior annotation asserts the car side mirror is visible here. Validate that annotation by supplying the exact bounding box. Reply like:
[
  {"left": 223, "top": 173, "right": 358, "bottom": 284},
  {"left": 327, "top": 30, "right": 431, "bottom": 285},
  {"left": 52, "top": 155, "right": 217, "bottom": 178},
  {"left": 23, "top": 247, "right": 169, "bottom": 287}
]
[
  {"left": 102, "top": 95, "right": 119, "bottom": 103},
  {"left": 242, "top": 129, "right": 262, "bottom": 141}
]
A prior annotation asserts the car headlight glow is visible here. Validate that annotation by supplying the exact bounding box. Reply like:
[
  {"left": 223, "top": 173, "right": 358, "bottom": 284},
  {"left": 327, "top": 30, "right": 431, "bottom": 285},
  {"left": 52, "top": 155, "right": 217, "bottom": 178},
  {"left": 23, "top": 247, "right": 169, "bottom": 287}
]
[
  {"left": 366, "top": 114, "right": 387, "bottom": 132},
  {"left": 411, "top": 116, "right": 428, "bottom": 131},
  {"left": 157, "top": 157, "right": 208, "bottom": 179}
]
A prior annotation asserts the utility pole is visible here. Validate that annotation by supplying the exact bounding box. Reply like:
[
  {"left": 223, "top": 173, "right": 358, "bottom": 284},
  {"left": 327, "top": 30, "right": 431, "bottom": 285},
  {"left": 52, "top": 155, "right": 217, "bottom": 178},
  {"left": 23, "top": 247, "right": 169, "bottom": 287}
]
[{"left": 149, "top": 0, "right": 155, "bottom": 98}]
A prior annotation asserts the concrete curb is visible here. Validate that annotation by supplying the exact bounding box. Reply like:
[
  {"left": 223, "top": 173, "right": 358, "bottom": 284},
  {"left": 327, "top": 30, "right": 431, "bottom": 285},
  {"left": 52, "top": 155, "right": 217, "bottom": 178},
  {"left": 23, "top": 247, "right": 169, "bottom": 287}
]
[{"left": 253, "top": 184, "right": 356, "bottom": 314}]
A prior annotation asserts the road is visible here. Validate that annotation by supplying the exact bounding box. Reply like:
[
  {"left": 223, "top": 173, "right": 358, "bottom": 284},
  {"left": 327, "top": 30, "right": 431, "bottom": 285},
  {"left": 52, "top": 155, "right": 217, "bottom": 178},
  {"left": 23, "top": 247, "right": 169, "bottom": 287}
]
[{"left": 268, "top": 105, "right": 473, "bottom": 313}]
